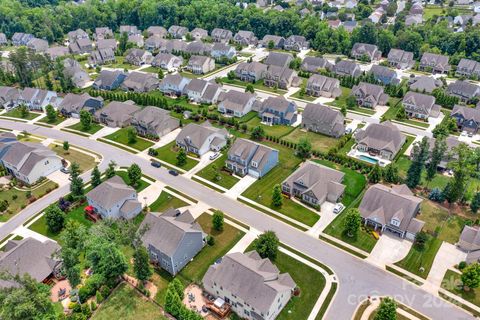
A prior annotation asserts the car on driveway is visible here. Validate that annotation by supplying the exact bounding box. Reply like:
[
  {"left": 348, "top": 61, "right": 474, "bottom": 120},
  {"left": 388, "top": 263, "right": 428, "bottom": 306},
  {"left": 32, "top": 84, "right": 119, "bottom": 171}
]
[
  {"left": 209, "top": 152, "right": 220, "bottom": 160},
  {"left": 169, "top": 169, "right": 179, "bottom": 176},
  {"left": 60, "top": 167, "right": 70, "bottom": 174},
  {"left": 333, "top": 203, "right": 345, "bottom": 214}
]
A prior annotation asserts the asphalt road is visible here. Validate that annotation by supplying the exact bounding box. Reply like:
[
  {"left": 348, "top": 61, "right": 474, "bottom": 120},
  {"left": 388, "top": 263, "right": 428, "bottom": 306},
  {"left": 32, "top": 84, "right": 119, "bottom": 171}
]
[{"left": 0, "top": 120, "right": 473, "bottom": 320}]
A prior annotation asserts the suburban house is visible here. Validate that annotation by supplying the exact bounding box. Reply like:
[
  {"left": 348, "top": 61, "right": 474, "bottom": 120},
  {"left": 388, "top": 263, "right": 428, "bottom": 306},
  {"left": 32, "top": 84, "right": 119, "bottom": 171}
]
[
  {"left": 202, "top": 251, "right": 296, "bottom": 320},
  {"left": 302, "top": 103, "right": 345, "bottom": 138},
  {"left": 94, "top": 100, "right": 141, "bottom": 127},
  {"left": 408, "top": 76, "right": 443, "bottom": 93},
  {"left": 264, "top": 52, "right": 293, "bottom": 68},
  {"left": 226, "top": 138, "right": 279, "bottom": 178},
  {"left": 0, "top": 86, "right": 21, "bottom": 110},
  {"left": 451, "top": 104, "right": 480, "bottom": 134},
  {"left": 211, "top": 43, "right": 236, "bottom": 59},
  {"left": 190, "top": 28, "right": 209, "bottom": 40},
  {"left": 355, "top": 121, "right": 405, "bottom": 160},
  {"left": 387, "top": 49, "right": 415, "bottom": 69},
  {"left": 127, "top": 34, "right": 144, "bottom": 48},
  {"left": 125, "top": 48, "right": 153, "bottom": 66},
  {"left": 351, "top": 43, "right": 381, "bottom": 61},
  {"left": 369, "top": 65, "right": 400, "bottom": 85},
  {"left": 217, "top": 90, "right": 256, "bottom": 117},
  {"left": 119, "top": 25, "right": 140, "bottom": 36},
  {"left": 305, "top": 74, "right": 341, "bottom": 98},
  {"left": 18, "top": 87, "right": 57, "bottom": 111},
  {"left": 260, "top": 35, "right": 285, "bottom": 49},
  {"left": 211, "top": 28, "right": 233, "bottom": 43},
  {"left": 146, "top": 26, "right": 167, "bottom": 38},
  {"left": 359, "top": 184, "right": 424, "bottom": 240},
  {"left": 258, "top": 96, "right": 298, "bottom": 125},
  {"left": 63, "top": 58, "right": 90, "bottom": 88},
  {"left": 199, "top": 82, "right": 223, "bottom": 104},
  {"left": 162, "top": 40, "right": 188, "bottom": 54},
  {"left": 300, "top": 56, "right": 333, "bottom": 73},
  {"left": 152, "top": 53, "right": 183, "bottom": 71},
  {"left": 131, "top": 106, "right": 180, "bottom": 138},
  {"left": 69, "top": 38, "right": 93, "bottom": 54},
  {"left": 282, "top": 161, "right": 345, "bottom": 207},
  {"left": 264, "top": 65, "right": 297, "bottom": 89},
  {"left": 235, "top": 61, "right": 268, "bottom": 82},
  {"left": 58, "top": 93, "right": 104, "bottom": 117},
  {"left": 94, "top": 27, "right": 113, "bottom": 40},
  {"left": 176, "top": 122, "right": 229, "bottom": 156},
  {"left": 12, "top": 32, "right": 34, "bottom": 46},
  {"left": 184, "top": 79, "right": 209, "bottom": 102},
  {"left": 145, "top": 35, "right": 166, "bottom": 51},
  {"left": 458, "top": 226, "right": 480, "bottom": 263},
  {"left": 46, "top": 46, "right": 69, "bottom": 60},
  {"left": 405, "top": 14, "right": 423, "bottom": 26},
  {"left": 419, "top": 53, "right": 451, "bottom": 74},
  {"left": 447, "top": 80, "right": 480, "bottom": 103},
  {"left": 159, "top": 74, "right": 191, "bottom": 96},
  {"left": 427, "top": 136, "right": 462, "bottom": 170},
  {"left": 140, "top": 209, "right": 206, "bottom": 275},
  {"left": 96, "top": 38, "right": 118, "bottom": 51},
  {"left": 67, "top": 28, "right": 89, "bottom": 43},
  {"left": 283, "top": 35, "right": 309, "bottom": 51},
  {"left": 168, "top": 25, "right": 189, "bottom": 39},
  {"left": 456, "top": 58, "right": 480, "bottom": 78},
  {"left": 233, "top": 30, "right": 258, "bottom": 46},
  {"left": 186, "top": 55, "right": 215, "bottom": 74},
  {"left": 27, "top": 38, "right": 48, "bottom": 53},
  {"left": 402, "top": 91, "right": 441, "bottom": 119},
  {"left": 333, "top": 60, "right": 362, "bottom": 77},
  {"left": 0, "top": 137, "right": 63, "bottom": 185},
  {"left": 88, "top": 48, "right": 115, "bottom": 66},
  {"left": 86, "top": 176, "right": 142, "bottom": 220},
  {"left": 0, "top": 238, "right": 61, "bottom": 288},
  {"left": 92, "top": 70, "right": 127, "bottom": 91},
  {"left": 121, "top": 72, "right": 160, "bottom": 92},
  {"left": 351, "top": 82, "right": 389, "bottom": 109},
  {"left": 185, "top": 41, "right": 212, "bottom": 55}
]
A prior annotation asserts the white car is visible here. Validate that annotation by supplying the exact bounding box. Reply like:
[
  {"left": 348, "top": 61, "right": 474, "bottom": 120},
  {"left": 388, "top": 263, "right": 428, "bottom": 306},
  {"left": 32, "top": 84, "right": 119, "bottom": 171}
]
[
  {"left": 333, "top": 203, "right": 345, "bottom": 214},
  {"left": 209, "top": 152, "right": 220, "bottom": 160}
]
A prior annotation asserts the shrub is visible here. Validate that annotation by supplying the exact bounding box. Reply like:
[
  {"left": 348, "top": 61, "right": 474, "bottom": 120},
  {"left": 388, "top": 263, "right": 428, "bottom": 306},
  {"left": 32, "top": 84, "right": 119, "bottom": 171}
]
[
  {"left": 207, "top": 235, "right": 215, "bottom": 246},
  {"left": 459, "top": 261, "right": 467, "bottom": 270}
]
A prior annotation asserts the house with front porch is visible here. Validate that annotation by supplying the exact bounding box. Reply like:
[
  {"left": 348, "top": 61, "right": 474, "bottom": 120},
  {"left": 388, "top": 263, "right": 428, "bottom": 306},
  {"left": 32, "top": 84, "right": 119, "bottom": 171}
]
[
  {"left": 355, "top": 121, "right": 405, "bottom": 160},
  {"left": 402, "top": 91, "right": 440, "bottom": 120},
  {"left": 305, "top": 74, "right": 341, "bottom": 98},
  {"left": 451, "top": 104, "right": 480, "bottom": 134},
  {"left": 351, "top": 82, "right": 389, "bottom": 109},
  {"left": 217, "top": 90, "right": 256, "bottom": 117},
  {"left": 419, "top": 53, "right": 451, "bottom": 74},
  {"left": 447, "top": 80, "right": 480, "bottom": 103},
  {"left": 235, "top": 62, "right": 268, "bottom": 83},
  {"left": 226, "top": 139, "right": 278, "bottom": 178},
  {"left": 302, "top": 103, "right": 345, "bottom": 138},
  {"left": 131, "top": 106, "right": 179, "bottom": 138},
  {"left": 176, "top": 122, "right": 229, "bottom": 156},
  {"left": 387, "top": 49, "right": 415, "bottom": 69},
  {"left": 258, "top": 96, "right": 297, "bottom": 126},
  {"left": 360, "top": 184, "right": 424, "bottom": 240}
]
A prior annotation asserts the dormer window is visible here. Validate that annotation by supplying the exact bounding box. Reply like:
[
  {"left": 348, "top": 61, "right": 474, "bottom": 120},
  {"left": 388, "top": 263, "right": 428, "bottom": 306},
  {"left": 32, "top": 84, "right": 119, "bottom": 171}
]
[
  {"left": 251, "top": 161, "right": 258, "bottom": 168},
  {"left": 391, "top": 218, "right": 400, "bottom": 227}
]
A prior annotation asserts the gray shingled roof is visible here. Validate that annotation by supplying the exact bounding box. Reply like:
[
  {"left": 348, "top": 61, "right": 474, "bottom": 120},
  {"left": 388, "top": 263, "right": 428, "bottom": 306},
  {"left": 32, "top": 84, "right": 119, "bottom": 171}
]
[
  {"left": 86, "top": 176, "right": 137, "bottom": 210},
  {"left": 176, "top": 122, "right": 228, "bottom": 149},
  {"left": 264, "top": 52, "right": 293, "bottom": 67},
  {"left": 355, "top": 121, "right": 405, "bottom": 154},
  {"left": 218, "top": 90, "right": 254, "bottom": 113}
]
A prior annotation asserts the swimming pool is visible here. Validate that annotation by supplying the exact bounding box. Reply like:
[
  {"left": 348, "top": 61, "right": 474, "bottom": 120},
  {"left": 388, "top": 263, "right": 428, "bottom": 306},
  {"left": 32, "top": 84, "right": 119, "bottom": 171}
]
[{"left": 358, "top": 155, "right": 379, "bottom": 164}]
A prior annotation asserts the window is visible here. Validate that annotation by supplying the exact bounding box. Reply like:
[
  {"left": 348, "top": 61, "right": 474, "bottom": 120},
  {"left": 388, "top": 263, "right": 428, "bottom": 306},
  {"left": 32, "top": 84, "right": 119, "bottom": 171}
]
[
  {"left": 391, "top": 218, "right": 400, "bottom": 227},
  {"left": 251, "top": 161, "right": 257, "bottom": 168}
]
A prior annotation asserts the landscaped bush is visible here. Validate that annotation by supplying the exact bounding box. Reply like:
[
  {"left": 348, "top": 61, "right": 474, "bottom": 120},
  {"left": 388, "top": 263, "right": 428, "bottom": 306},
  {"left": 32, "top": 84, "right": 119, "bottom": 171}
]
[{"left": 78, "top": 274, "right": 105, "bottom": 302}]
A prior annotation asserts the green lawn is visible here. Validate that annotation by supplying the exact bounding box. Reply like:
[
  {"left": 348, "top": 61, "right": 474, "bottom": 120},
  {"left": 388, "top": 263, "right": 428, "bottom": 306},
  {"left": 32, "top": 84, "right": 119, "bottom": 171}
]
[
  {"left": 115, "top": 170, "right": 151, "bottom": 192},
  {"left": 38, "top": 115, "right": 66, "bottom": 126},
  {"left": 49, "top": 144, "right": 96, "bottom": 172},
  {"left": 245, "top": 117, "right": 295, "bottom": 138},
  {"left": 338, "top": 137, "right": 356, "bottom": 155},
  {"left": 66, "top": 122, "right": 103, "bottom": 135},
  {"left": 155, "top": 141, "right": 199, "bottom": 171},
  {"left": 326, "top": 87, "right": 375, "bottom": 115},
  {"left": 394, "top": 235, "right": 442, "bottom": 279},
  {"left": 1, "top": 109, "right": 42, "bottom": 120},
  {"left": 290, "top": 90, "right": 316, "bottom": 102},
  {"left": 195, "top": 153, "right": 240, "bottom": 189},
  {"left": 0, "top": 180, "right": 58, "bottom": 222},
  {"left": 92, "top": 283, "right": 167, "bottom": 320},
  {"left": 104, "top": 56, "right": 139, "bottom": 70},
  {"left": 382, "top": 100, "right": 430, "bottom": 129},
  {"left": 419, "top": 200, "right": 464, "bottom": 244},
  {"left": 441, "top": 269, "right": 480, "bottom": 307},
  {"left": 141, "top": 66, "right": 161, "bottom": 74},
  {"left": 149, "top": 191, "right": 189, "bottom": 212},
  {"left": 283, "top": 128, "right": 339, "bottom": 153},
  {"left": 221, "top": 77, "right": 288, "bottom": 94},
  {"left": 104, "top": 128, "right": 154, "bottom": 152},
  {"left": 242, "top": 141, "right": 320, "bottom": 227}
]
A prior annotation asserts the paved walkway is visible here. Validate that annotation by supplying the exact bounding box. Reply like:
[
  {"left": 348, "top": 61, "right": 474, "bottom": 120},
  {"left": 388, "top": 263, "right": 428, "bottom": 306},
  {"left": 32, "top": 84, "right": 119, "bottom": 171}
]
[
  {"left": 227, "top": 228, "right": 260, "bottom": 254},
  {"left": 366, "top": 234, "right": 411, "bottom": 268},
  {"left": 47, "top": 170, "right": 70, "bottom": 187},
  {"left": 427, "top": 112, "right": 444, "bottom": 132},
  {"left": 307, "top": 202, "right": 336, "bottom": 237},
  {"left": 54, "top": 118, "right": 78, "bottom": 129},
  {"left": 89, "top": 126, "right": 118, "bottom": 140},
  {"left": 138, "top": 181, "right": 166, "bottom": 207},
  {"left": 185, "top": 151, "right": 216, "bottom": 178},
  {"left": 425, "top": 242, "right": 466, "bottom": 289},
  {"left": 28, "top": 113, "right": 46, "bottom": 124},
  {"left": 148, "top": 128, "right": 181, "bottom": 149},
  {"left": 224, "top": 175, "right": 257, "bottom": 198},
  {"left": 180, "top": 202, "right": 211, "bottom": 219},
  {"left": 13, "top": 226, "right": 53, "bottom": 243}
]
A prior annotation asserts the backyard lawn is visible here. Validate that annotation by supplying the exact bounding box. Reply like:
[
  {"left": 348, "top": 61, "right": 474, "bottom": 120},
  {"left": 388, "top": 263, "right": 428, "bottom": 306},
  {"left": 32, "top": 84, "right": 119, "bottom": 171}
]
[
  {"left": 66, "top": 122, "right": 103, "bottom": 135},
  {"left": 1, "top": 109, "right": 42, "bottom": 120},
  {"left": 103, "top": 56, "right": 139, "bottom": 70},
  {"left": 221, "top": 77, "right": 287, "bottom": 94},
  {"left": 92, "top": 283, "right": 167, "bottom": 320},
  {"left": 283, "top": 128, "right": 338, "bottom": 153},
  {"left": 441, "top": 270, "right": 480, "bottom": 307},
  {"left": 49, "top": 144, "right": 97, "bottom": 172},
  {"left": 418, "top": 200, "right": 464, "bottom": 244},
  {"left": 394, "top": 235, "right": 442, "bottom": 279},
  {"left": 149, "top": 191, "right": 189, "bottom": 212},
  {"left": 245, "top": 117, "right": 295, "bottom": 138},
  {"left": 195, "top": 153, "right": 240, "bottom": 189},
  {"left": 155, "top": 141, "right": 199, "bottom": 171},
  {"left": 242, "top": 141, "right": 320, "bottom": 227},
  {"left": 104, "top": 128, "right": 154, "bottom": 151}
]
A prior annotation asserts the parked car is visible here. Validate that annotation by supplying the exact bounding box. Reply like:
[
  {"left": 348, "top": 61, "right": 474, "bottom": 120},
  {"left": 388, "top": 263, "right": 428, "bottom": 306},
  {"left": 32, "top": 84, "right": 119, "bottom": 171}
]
[
  {"left": 60, "top": 167, "right": 70, "bottom": 174},
  {"left": 169, "top": 169, "right": 179, "bottom": 176},
  {"left": 209, "top": 152, "right": 220, "bottom": 160},
  {"left": 333, "top": 203, "right": 345, "bottom": 214},
  {"left": 151, "top": 160, "right": 161, "bottom": 168}
]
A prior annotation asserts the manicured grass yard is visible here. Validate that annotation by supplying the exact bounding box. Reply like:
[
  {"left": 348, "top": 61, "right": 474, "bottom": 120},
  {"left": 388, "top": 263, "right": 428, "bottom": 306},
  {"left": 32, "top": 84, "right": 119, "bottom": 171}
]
[
  {"left": 326, "top": 87, "right": 375, "bottom": 115},
  {"left": 1, "top": 109, "right": 42, "bottom": 120},
  {"left": 245, "top": 117, "right": 295, "bottom": 138},
  {"left": 382, "top": 99, "right": 430, "bottom": 129},
  {"left": 394, "top": 235, "right": 442, "bottom": 279},
  {"left": 418, "top": 200, "right": 464, "bottom": 244},
  {"left": 195, "top": 153, "right": 240, "bottom": 189},
  {"left": 283, "top": 128, "right": 339, "bottom": 153},
  {"left": 104, "top": 128, "right": 154, "bottom": 151},
  {"left": 115, "top": 170, "right": 151, "bottom": 192},
  {"left": 0, "top": 180, "right": 58, "bottom": 222},
  {"left": 290, "top": 90, "right": 316, "bottom": 102},
  {"left": 38, "top": 115, "right": 66, "bottom": 126},
  {"left": 66, "top": 122, "right": 103, "bottom": 135},
  {"left": 149, "top": 191, "right": 189, "bottom": 212},
  {"left": 155, "top": 141, "right": 199, "bottom": 171},
  {"left": 104, "top": 56, "right": 139, "bottom": 70},
  {"left": 242, "top": 141, "right": 320, "bottom": 227},
  {"left": 92, "top": 283, "right": 167, "bottom": 320},
  {"left": 441, "top": 269, "right": 480, "bottom": 307},
  {"left": 49, "top": 144, "right": 96, "bottom": 172},
  {"left": 221, "top": 77, "right": 287, "bottom": 94}
]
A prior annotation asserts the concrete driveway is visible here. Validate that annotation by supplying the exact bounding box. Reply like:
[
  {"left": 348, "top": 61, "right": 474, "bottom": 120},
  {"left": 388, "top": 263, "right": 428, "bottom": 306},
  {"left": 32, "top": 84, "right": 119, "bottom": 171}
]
[
  {"left": 426, "top": 242, "right": 467, "bottom": 288},
  {"left": 366, "top": 233, "right": 412, "bottom": 268},
  {"left": 307, "top": 202, "right": 336, "bottom": 237},
  {"left": 225, "top": 175, "right": 257, "bottom": 198}
]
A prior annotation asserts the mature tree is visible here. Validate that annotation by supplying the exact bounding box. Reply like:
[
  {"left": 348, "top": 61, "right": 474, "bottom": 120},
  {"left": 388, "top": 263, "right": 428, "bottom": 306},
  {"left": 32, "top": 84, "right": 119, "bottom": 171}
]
[
  {"left": 227, "top": 70, "right": 236, "bottom": 80},
  {"left": 212, "top": 210, "right": 224, "bottom": 231},
  {"left": 250, "top": 126, "right": 265, "bottom": 141},
  {"left": 18, "top": 104, "right": 29, "bottom": 118},
  {"left": 158, "top": 69, "right": 164, "bottom": 80},
  {"left": 340, "top": 105, "right": 347, "bottom": 116},
  {"left": 127, "top": 163, "right": 142, "bottom": 187},
  {"left": 383, "top": 164, "right": 399, "bottom": 184},
  {"left": 62, "top": 140, "right": 69, "bottom": 152},
  {"left": 344, "top": 208, "right": 361, "bottom": 238},
  {"left": 105, "top": 160, "right": 116, "bottom": 179},
  {"left": 425, "top": 137, "right": 447, "bottom": 185},
  {"left": 254, "top": 231, "right": 280, "bottom": 261},
  {"left": 406, "top": 137, "right": 430, "bottom": 189},
  {"left": 461, "top": 263, "right": 480, "bottom": 291},
  {"left": 471, "top": 192, "right": 480, "bottom": 214},
  {"left": 86, "top": 237, "right": 128, "bottom": 282},
  {"left": 0, "top": 274, "right": 57, "bottom": 320},
  {"left": 45, "top": 205, "right": 66, "bottom": 234},
  {"left": 91, "top": 165, "right": 102, "bottom": 188},
  {"left": 79, "top": 109, "right": 92, "bottom": 131},
  {"left": 296, "top": 137, "right": 312, "bottom": 159},
  {"left": 443, "top": 144, "right": 473, "bottom": 205},
  {"left": 65, "top": 264, "right": 81, "bottom": 289},
  {"left": 414, "top": 231, "right": 428, "bottom": 251},
  {"left": 165, "top": 284, "right": 182, "bottom": 317},
  {"left": 176, "top": 148, "right": 187, "bottom": 166},
  {"left": 133, "top": 246, "right": 153, "bottom": 282},
  {"left": 126, "top": 126, "right": 137, "bottom": 144},
  {"left": 346, "top": 95, "right": 357, "bottom": 109},
  {"left": 69, "top": 162, "right": 84, "bottom": 197},
  {"left": 60, "top": 220, "right": 88, "bottom": 252},
  {"left": 267, "top": 40, "right": 275, "bottom": 50},
  {"left": 245, "top": 83, "right": 255, "bottom": 93},
  {"left": 45, "top": 104, "right": 57, "bottom": 123},
  {"left": 368, "top": 164, "right": 382, "bottom": 183},
  {"left": 9, "top": 47, "right": 34, "bottom": 87},
  {"left": 271, "top": 184, "right": 283, "bottom": 208},
  {"left": 119, "top": 32, "right": 129, "bottom": 54},
  {"left": 374, "top": 297, "right": 397, "bottom": 320}
]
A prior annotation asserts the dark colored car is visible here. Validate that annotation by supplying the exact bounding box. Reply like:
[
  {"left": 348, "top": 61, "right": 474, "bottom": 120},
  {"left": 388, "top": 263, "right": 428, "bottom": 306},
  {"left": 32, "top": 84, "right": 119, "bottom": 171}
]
[
  {"left": 151, "top": 160, "right": 161, "bottom": 168},
  {"left": 169, "top": 169, "right": 179, "bottom": 176}
]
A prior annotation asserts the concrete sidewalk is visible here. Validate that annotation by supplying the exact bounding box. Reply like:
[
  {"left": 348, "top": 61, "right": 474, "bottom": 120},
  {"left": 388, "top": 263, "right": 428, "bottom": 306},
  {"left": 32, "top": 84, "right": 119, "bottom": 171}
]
[{"left": 227, "top": 229, "right": 260, "bottom": 254}]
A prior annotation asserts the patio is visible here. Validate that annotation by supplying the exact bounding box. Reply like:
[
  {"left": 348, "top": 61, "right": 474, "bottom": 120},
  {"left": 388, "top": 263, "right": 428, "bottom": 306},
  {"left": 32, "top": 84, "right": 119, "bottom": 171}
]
[{"left": 347, "top": 148, "right": 391, "bottom": 167}]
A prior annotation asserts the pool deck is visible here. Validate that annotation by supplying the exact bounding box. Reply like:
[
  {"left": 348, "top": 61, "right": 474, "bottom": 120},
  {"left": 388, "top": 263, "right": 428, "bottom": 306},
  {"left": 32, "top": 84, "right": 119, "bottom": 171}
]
[{"left": 348, "top": 149, "right": 391, "bottom": 167}]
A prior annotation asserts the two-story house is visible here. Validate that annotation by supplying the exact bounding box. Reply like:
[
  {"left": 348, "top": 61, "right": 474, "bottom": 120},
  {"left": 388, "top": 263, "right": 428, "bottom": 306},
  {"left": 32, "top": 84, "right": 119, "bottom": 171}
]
[
  {"left": 355, "top": 121, "right": 405, "bottom": 160},
  {"left": 369, "top": 65, "right": 400, "bottom": 85},
  {"left": 402, "top": 91, "right": 440, "bottom": 120},
  {"left": 451, "top": 104, "right": 480, "bottom": 134},
  {"left": 283, "top": 35, "right": 309, "bottom": 51},
  {"left": 211, "top": 28, "right": 233, "bottom": 43},
  {"left": 419, "top": 53, "right": 451, "bottom": 74},
  {"left": 92, "top": 70, "right": 127, "bottom": 91},
  {"left": 94, "top": 100, "right": 141, "bottom": 127},
  {"left": 351, "top": 82, "right": 389, "bottom": 109},
  {"left": 186, "top": 55, "right": 215, "bottom": 74},
  {"left": 152, "top": 53, "right": 183, "bottom": 71},
  {"left": 159, "top": 74, "right": 191, "bottom": 96},
  {"left": 258, "top": 96, "right": 297, "bottom": 125},
  {"left": 226, "top": 138, "right": 279, "bottom": 178},
  {"left": 387, "top": 49, "right": 415, "bottom": 69},
  {"left": 217, "top": 90, "right": 256, "bottom": 117},
  {"left": 351, "top": 43, "right": 381, "bottom": 61},
  {"left": 131, "top": 106, "right": 180, "bottom": 138},
  {"left": 456, "top": 58, "right": 480, "bottom": 79},
  {"left": 305, "top": 74, "right": 341, "bottom": 98},
  {"left": 302, "top": 103, "right": 345, "bottom": 138},
  {"left": 235, "top": 62, "right": 268, "bottom": 83},
  {"left": 176, "top": 122, "right": 229, "bottom": 156},
  {"left": 263, "top": 65, "right": 297, "bottom": 90},
  {"left": 446, "top": 80, "right": 480, "bottom": 103}
]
